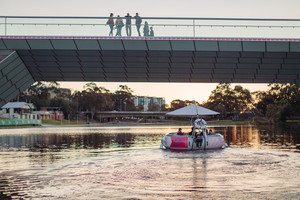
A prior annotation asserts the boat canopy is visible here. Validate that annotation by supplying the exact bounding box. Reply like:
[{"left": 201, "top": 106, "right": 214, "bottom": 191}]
[{"left": 166, "top": 104, "right": 219, "bottom": 117}]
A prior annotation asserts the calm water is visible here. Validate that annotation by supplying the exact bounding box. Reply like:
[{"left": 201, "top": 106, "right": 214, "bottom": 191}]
[{"left": 0, "top": 124, "right": 299, "bottom": 200}]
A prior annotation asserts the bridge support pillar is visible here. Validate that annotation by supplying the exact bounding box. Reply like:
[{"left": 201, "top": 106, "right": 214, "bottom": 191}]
[{"left": 0, "top": 50, "right": 35, "bottom": 107}]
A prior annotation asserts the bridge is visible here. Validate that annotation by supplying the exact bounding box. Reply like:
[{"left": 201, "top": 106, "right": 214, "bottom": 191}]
[
  {"left": 0, "top": 16, "right": 300, "bottom": 106},
  {"left": 93, "top": 111, "right": 167, "bottom": 122}
]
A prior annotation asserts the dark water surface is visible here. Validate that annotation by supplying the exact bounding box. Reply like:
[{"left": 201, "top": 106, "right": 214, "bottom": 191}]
[{"left": 0, "top": 124, "right": 299, "bottom": 200}]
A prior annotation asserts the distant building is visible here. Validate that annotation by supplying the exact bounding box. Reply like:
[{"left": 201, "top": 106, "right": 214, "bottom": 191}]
[
  {"left": 0, "top": 102, "right": 37, "bottom": 119},
  {"left": 48, "top": 88, "right": 71, "bottom": 99},
  {"left": 0, "top": 102, "right": 64, "bottom": 120},
  {"left": 132, "top": 96, "right": 165, "bottom": 111},
  {"left": 32, "top": 107, "right": 64, "bottom": 120}
]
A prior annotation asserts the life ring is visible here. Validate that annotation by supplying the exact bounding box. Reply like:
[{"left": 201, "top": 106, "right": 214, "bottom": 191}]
[{"left": 194, "top": 118, "right": 207, "bottom": 129}]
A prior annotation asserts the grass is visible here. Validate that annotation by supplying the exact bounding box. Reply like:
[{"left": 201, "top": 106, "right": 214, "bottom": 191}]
[
  {"left": 42, "top": 119, "right": 85, "bottom": 125},
  {"left": 286, "top": 119, "right": 300, "bottom": 123},
  {"left": 0, "top": 125, "right": 40, "bottom": 128}
]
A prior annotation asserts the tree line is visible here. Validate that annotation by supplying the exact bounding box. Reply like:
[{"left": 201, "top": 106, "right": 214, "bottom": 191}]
[
  {"left": 16, "top": 82, "right": 299, "bottom": 122},
  {"left": 16, "top": 82, "right": 166, "bottom": 120},
  {"left": 169, "top": 83, "right": 299, "bottom": 122},
  {"left": 202, "top": 83, "right": 299, "bottom": 122}
]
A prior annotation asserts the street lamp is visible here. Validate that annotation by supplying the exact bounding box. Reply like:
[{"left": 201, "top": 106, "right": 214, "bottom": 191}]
[{"left": 124, "top": 98, "right": 127, "bottom": 111}]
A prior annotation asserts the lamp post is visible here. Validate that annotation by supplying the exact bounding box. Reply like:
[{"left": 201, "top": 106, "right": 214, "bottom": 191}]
[
  {"left": 124, "top": 98, "right": 127, "bottom": 111},
  {"left": 58, "top": 107, "right": 62, "bottom": 125},
  {"left": 77, "top": 97, "right": 79, "bottom": 125},
  {"left": 119, "top": 99, "right": 122, "bottom": 111}
]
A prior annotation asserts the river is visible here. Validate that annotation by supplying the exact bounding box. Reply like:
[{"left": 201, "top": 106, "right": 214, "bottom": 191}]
[{"left": 0, "top": 124, "right": 299, "bottom": 199}]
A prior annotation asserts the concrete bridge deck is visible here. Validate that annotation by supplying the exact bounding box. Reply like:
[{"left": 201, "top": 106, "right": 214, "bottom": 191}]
[{"left": 0, "top": 17, "right": 300, "bottom": 106}]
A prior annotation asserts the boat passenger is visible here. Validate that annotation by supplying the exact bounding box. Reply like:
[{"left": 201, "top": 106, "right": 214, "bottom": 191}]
[
  {"left": 189, "top": 127, "right": 195, "bottom": 135},
  {"left": 177, "top": 128, "right": 184, "bottom": 135},
  {"left": 208, "top": 129, "right": 213, "bottom": 135},
  {"left": 196, "top": 131, "right": 203, "bottom": 147}
]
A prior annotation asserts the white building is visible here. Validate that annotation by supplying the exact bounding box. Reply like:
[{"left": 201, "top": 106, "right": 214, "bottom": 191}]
[
  {"left": 132, "top": 96, "right": 165, "bottom": 111},
  {"left": 1, "top": 102, "right": 37, "bottom": 119}
]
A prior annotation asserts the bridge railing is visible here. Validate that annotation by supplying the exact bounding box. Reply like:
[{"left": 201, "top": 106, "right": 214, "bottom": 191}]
[{"left": 1, "top": 16, "right": 300, "bottom": 39}]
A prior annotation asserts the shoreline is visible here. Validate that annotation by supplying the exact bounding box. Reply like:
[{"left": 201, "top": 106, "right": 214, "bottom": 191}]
[
  {"left": 1, "top": 119, "right": 299, "bottom": 129},
  {"left": 0, "top": 120, "right": 264, "bottom": 129}
]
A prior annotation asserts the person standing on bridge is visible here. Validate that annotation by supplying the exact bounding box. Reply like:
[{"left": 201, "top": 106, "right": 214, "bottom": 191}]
[
  {"left": 134, "top": 13, "right": 142, "bottom": 36},
  {"left": 143, "top": 21, "right": 149, "bottom": 36},
  {"left": 149, "top": 27, "right": 154, "bottom": 36},
  {"left": 125, "top": 13, "right": 132, "bottom": 36},
  {"left": 107, "top": 13, "right": 114, "bottom": 37},
  {"left": 115, "top": 15, "right": 124, "bottom": 37}
]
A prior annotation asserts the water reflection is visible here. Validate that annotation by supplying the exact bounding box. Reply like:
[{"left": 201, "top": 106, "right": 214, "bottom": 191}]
[
  {"left": 0, "top": 123, "right": 299, "bottom": 153},
  {"left": 0, "top": 124, "right": 299, "bottom": 199},
  {"left": 0, "top": 133, "right": 137, "bottom": 151},
  {"left": 212, "top": 123, "right": 300, "bottom": 151}
]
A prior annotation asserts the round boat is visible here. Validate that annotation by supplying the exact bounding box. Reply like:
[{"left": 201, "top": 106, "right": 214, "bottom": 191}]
[{"left": 160, "top": 119, "right": 226, "bottom": 150}]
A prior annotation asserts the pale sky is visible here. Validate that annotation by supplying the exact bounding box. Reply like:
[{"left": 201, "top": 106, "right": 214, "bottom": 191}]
[
  {"left": 1, "top": 0, "right": 300, "bottom": 18},
  {"left": 1, "top": 0, "right": 299, "bottom": 104}
]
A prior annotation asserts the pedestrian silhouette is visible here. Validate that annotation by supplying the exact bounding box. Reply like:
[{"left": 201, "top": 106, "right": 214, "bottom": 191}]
[
  {"left": 115, "top": 15, "right": 124, "bottom": 36},
  {"left": 125, "top": 13, "right": 132, "bottom": 36},
  {"left": 149, "top": 27, "right": 154, "bottom": 36},
  {"left": 107, "top": 13, "right": 114, "bottom": 36},
  {"left": 143, "top": 21, "right": 149, "bottom": 36},
  {"left": 134, "top": 13, "right": 142, "bottom": 36}
]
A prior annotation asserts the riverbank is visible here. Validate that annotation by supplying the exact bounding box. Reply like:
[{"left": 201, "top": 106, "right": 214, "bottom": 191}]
[
  {"left": 1, "top": 118, "right": 299, "bottom": 129},
  {"left": 41, "top": 119, "right": 256, "bottom": 126}
]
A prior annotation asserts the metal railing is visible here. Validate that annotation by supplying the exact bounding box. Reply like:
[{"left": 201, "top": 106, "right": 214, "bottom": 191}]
[{"left": 1, "top": 16, "right": 300, "bottom": 39}]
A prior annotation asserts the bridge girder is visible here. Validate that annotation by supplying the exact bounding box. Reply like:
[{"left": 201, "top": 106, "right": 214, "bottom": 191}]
[{"left": 0, "top": 37, "right": 300, "bottom": 106}]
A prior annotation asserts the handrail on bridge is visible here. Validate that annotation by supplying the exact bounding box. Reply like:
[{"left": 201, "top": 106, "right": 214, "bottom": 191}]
[
  {"left": 1, "top": 16, "right": 300, "bottom": 39},
  {"left": 1, "top": 16, "right": 300, "bottom": 21}
]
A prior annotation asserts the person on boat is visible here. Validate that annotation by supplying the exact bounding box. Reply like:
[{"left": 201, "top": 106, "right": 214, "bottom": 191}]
[
  {"left": 189, "top": 127, "right": 195, "bottom": 135},
  {"left": 208, "top": 129, "right": 213, "bottom": 135},
  {"left": 195, "top": 131, "right": 203, "bottom": 147},
  {"left": 177, "top": 128, "right": 184, "bottom": 135}
]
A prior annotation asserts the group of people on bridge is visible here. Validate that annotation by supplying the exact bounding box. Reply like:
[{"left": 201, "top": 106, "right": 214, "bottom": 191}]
[{"left": 107, "top": 13, "right": 154, "bottom": 37}]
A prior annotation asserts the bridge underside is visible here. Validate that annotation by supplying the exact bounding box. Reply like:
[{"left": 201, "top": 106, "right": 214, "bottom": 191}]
[{"left": 0, "top": 37, "right": 300, "bottom": 106}]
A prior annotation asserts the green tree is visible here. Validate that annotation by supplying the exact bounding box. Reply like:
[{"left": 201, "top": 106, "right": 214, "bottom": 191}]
[
  {"left": 148, "top": 103, "right": 160, "bottom": 111},
  {"left": 136, "top": 104, "right": 144, "bottom": 111},
  {"left": 161, "top": 104, "right": 168, "bottom": 111},
  {"left": 75, "top": 83, "right": 114, "bottom": 120},
  {"left": 170, "top": 99, "right": 186, "bottom": 110},
  {"left": 204, "top": 83, "right": 252, "bottom": 119},
  {"left": 184, "top": 100, "right": 198, "bottom": 106},
  {"left": 254, "top": 84, "right": 300, "bottom": 121},
  {"left": 50, "top": 98, "right": 71, "bottom": 118},
  {"left": 232, "top": 85, "right": 252, "bottom": 117},
  {"left": 112, "top": 85, "right": 136, "bottom": 111},
  {"left": 16, "top": 81, "right": 61, "bottom": 109},
  {"left": 205, "top": 83, "right": 235, "bottom": 114},
  {"left": 170, "top": 100, "right": 200, "bottom": 111},
  {"left": 213, "top": 104, "right": 227, "bottom": 119}
]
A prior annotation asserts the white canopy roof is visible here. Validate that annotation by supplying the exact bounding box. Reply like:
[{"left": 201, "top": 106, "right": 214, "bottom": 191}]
[
  {"left": 2, "top": 102, "right": 35, "bottom": 109},
  {"left": 166, "top": 104, "right": 219, "bottom": 116}
]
